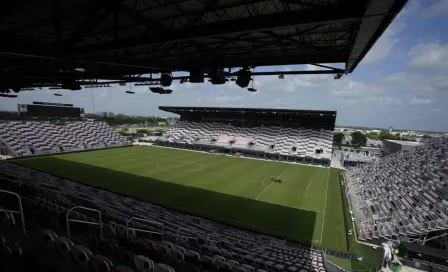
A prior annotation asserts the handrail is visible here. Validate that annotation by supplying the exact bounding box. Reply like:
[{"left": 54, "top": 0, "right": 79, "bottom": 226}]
[
  {"left": 126, "top": 217, "right": 164, "bottom": 240},
  {"left": 176, "top": 227, "right": 200, "bottom": 243},
  {"left": 0, "top": 189, "right": 26, "bottom": 236},
  {"left": 0, "top": 175, "right": 22, "bottom": 187},
  {"left": 66, "top": 206, "right": 103, "bottom": 239}
]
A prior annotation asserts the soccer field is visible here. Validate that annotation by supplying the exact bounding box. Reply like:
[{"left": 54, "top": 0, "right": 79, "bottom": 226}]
[{"left": 13, "top": 146, "right": 348, "bottom": 251}]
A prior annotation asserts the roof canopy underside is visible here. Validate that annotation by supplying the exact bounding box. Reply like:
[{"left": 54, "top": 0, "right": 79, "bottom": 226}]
[
  {"left": 159, "top": 106, "right": 337, "bottom": 117},
  {"left": 0, "top": 0, "right": 408, "bottom": 86}
]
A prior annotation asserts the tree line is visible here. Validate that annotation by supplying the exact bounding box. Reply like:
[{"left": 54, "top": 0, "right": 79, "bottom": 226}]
[{"left": 333, "top": 130, "right": 405, "bottom": 148}]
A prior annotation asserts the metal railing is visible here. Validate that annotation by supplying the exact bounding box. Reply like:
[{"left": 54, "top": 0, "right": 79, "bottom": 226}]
[
  {"left": 66, "top": 206, "right": 103, "bottom": 239},
  {"left": 0, "top": 189, "right": 26, "bottom": 236},
  {"left": 126, "top": 217, "right": 164, "bottom": 240},
  {"left": 176, "top": 227, "right": 200, "bottom": 244}
]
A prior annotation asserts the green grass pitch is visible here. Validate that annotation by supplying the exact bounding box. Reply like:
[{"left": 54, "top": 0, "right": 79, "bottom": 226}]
[{"left": 13, "top": 146, "right": 348, "bottom": 251}]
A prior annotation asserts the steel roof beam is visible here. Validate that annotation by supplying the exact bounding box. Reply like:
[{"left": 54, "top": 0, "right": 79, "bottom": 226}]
[
  {"left": 0, "top": 0, "right": 29, "bottom": 22},
  {"left": 64, "top": 8, "right": 111, "bottom": 47},
  {"left": 345, "top": 0, "right": 408, "bottom": 72},
  {"left": 73, "top": 3, "right": 365, "bottom": 56},
  {"left": 100, "top": 0, "right": 170, "bottom": 33}
]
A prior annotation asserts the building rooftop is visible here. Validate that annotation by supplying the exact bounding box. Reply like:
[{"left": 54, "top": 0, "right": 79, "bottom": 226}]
[{"left": 384, "top": 140, "right": 424, "bottom": 146}]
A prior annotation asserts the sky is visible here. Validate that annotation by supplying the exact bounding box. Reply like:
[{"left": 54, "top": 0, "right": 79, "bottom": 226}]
[{"left": 1, "top": 0, "right": 448, "bottom": 132}]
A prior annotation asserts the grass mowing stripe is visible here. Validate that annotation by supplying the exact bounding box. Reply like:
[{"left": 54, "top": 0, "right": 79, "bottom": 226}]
[{"left": 13, "top": 146, "right": 347, "bottom": 252}]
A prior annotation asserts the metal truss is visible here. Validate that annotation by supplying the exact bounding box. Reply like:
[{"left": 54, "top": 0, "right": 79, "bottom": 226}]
[{"left": 0, "top": 0, "right": 408, "bottom": 88}]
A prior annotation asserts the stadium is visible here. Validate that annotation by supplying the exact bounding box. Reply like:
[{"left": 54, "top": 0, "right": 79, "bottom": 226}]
[{"left": 2, "top": 1, "right": 447, "bottom": 272}]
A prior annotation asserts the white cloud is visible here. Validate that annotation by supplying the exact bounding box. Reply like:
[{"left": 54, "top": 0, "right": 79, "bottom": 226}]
[
  {"left": 208, "top": 95, "right": 243, "bottom": 103},
  {"left": 362, "top": 0, "right": 418, "bottom": 64},
  {"left": 384, "top": 71, "right": 448, "bottom": 96},
  {"left": 1, "top": 64, "right": 448, "bottom": 131},
  {"left": 421, "top": 0, "right": 448, "bottom": 18},
  {"left": 409, "top": 97, "right": 432, "bottom": 105},
  {"left": 363, "top": 36, "right": 398, "bottom": 64},
  {"left": 408, "top": 41, "right": 448, "bottom": 70}
]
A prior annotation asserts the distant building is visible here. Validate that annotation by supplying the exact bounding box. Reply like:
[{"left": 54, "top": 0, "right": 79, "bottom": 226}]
[
  {"left": 361, "top": 147, "right": 382, "bottom": 156},
  {"left": 382, "top": 139, "right": 423, "bottom": 155},
  {"left": 366, "top": 139, "right": 383, "bottom": 148},
  {"left": 96, "top": 111, "right": 114, "bottom": 117}
]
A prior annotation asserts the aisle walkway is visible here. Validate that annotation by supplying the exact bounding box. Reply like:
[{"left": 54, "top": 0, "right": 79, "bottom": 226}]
[{"left": 330, "top": 151, "right": 344, "bottom": 169}]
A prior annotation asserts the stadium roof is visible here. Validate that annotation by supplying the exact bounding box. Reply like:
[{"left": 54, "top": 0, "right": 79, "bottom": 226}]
[
  {"left": 159, "top": 106, "right": 336, "bottom": 117},
  {"left": 0, "top": 0, "right": 408, "bottom": 89}
]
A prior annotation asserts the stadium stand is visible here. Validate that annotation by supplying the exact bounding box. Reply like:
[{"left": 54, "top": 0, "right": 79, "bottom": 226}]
[
  {"left": 158, "top": 107, "right": 336, "bottom": 166},
  {"left": 0, "top": 121, "right": 131, "bottom": 157},
  {"left": 0, "top": 162, "right": 327, "bottom": 272},
  {"left": 162, "top": 122, "right": 333, "bottom": 159},
  {"left": 345, "top": 137, "right": 448, "bottom": 242}
]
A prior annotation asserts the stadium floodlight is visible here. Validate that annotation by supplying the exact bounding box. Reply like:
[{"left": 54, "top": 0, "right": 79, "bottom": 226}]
[
  {"left": 20, "top": 87, "right": 35, "bottom": 91},
  {"left": 149, "top": 87, "right": 164, "bottom": 94},
  {"left": 74, "top": 68, "right": 86, "bottom": 72},
  {"left": 160, "top": 89, "right": 173, "bottom": 94},
  {"left": 0, "top": 93, "right": 18, "bottom": 98},
  {"left": 247, "top": 88, "right": 257, "bottom": 92},
  {"left": 278, "top": 74, "right": 285, "bottom": 79},
  {"left": 134, "top": 82, "right": 154, "bottom": 86},
  {"left": 236, "top": 68, "right": 252, "bottom": 88},
  {"left": 125, "top": 91, "right": 135, "bottom": 94},
  {"left": 161, "top": 73, "right": 173, "bottom": 87},
  {"left": 334, "top": 73, "right": 343, "bottom": 80},
  {"left": 54, "top": 93, "right": 62, "bottom": 96},
  {"left": 0, "top": 87, "right": 10, "bottom": 93}
]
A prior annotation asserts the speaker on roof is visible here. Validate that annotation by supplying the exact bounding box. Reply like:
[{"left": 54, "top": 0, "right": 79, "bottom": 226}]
[
  {"left": 160, "top": 73, "right": 173, "bottom": 87},
  {"left": 236, "top": 68, "right": 252, "bottom": 88},
  {"left": 189, "top": 69, "right": 204, "bottom": 83},
  {"left": 210, "top": 68, "right": 226, "bottom": 85}
]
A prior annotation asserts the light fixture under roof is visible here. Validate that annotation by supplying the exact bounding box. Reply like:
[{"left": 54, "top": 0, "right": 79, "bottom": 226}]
[
  {"left": 236, "top": 68, "right": 252, "bottom": 88},
  {"left": 0, "top": 93, "right": 18, "bottom": 98},
  {"left": 278, "top": 74, "right": 285, "bottom": 79}
]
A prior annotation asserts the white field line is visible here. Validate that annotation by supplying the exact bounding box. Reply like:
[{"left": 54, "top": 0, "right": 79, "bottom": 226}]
[
  {"left": 184, "top": 163, "right": 204, "bottom": 171},
  {"left": 146, "top": 155, "right": 212, "bottom": 176},
  {"left": 318, "top": 168, "right": 331, "bottom": 242},
  {"left": 305, "top": 180, "right": 312, "bottom": 196},
  {"left": 255, "top": 169, "right": 287, "bottom": 200},
  {"left": 261, "top": 177, "right": 270, "bottom": 187}
]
